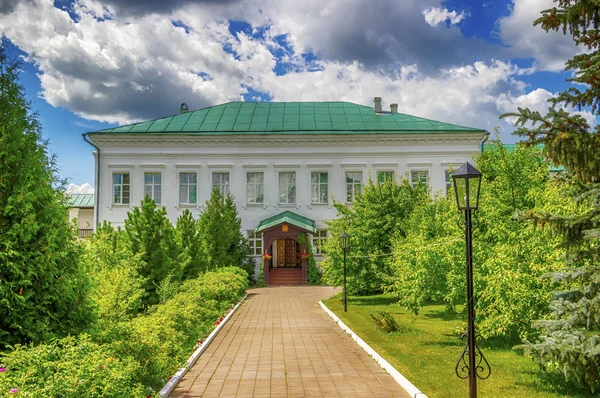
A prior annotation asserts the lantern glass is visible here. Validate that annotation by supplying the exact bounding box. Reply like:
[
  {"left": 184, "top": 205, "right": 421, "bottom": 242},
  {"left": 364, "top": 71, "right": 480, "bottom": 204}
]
[
  {"left": 452, "top": 162, "right": 482, "bottom": 211},
  {"left": 339, "top": 232, "right": 350, "bottom": 250}
]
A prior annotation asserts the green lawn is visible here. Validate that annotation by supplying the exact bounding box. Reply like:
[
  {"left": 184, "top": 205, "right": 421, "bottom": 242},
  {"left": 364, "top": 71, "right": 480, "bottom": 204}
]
[{"left": 323, "top": 294, "right": 593, "bottom": 398}]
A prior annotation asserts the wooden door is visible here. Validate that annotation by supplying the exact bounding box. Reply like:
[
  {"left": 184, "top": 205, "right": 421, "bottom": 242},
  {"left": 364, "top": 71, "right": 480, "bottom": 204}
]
[
  {"left": 276, "top": 238, "right": 299, "bottom": 267},
  {"left": 285, "top": 238, "right": 297, "bottom": 266},
  {"left": 277, "top": 239, "right": 285, "bottom": 267}
]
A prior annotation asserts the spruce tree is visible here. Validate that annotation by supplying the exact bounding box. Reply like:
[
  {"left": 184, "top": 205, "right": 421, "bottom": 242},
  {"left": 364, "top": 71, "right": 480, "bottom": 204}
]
[
  {"left": 175, "top": 209, "right": 206, "bottom": 279},
  {"left": 502, "top": 1, "right": 600, "bottom": 391},
  {"left": 198, "top": 189, "right": 249, "bottom": 269},
  {"left": 0, "top": 42, "right": 93, "bottom": 346},
  {"left": 124, "top": 196, "right": 179, "bottom": 306}
]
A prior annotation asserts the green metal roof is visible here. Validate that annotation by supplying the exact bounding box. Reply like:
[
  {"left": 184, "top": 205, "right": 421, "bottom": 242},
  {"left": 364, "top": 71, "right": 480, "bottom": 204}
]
[
  {"left": 255, "top": 211, "right": 317, "bottom": 234},
  {"left": 67, "top": 194, "right": 95, "bottom": 207},
  {"left": 91, "top": 102, "right": 485, "bottom": 135}
]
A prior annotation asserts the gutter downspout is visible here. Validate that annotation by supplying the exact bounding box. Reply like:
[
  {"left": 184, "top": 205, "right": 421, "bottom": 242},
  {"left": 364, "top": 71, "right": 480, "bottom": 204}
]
[
  {"left": 82, "top": 133, "right": 100, "bottom": 230},
  {"left": 480, "top": 131, "right": 491, "bottom": 153}
]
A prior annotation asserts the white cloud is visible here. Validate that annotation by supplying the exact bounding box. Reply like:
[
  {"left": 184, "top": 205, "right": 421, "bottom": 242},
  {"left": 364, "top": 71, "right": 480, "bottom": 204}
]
[
  {"left": 422, "top": 7, "right": 466, "bottom": 26},
  {"left": 0, "top": 0, "right": 585, "bottom": 144},
  {"left": 67, "top": 182, "right": 95, "bottom": 194},
  {"left": 498, "top": 0, "right": 581, "bottom": 71}
]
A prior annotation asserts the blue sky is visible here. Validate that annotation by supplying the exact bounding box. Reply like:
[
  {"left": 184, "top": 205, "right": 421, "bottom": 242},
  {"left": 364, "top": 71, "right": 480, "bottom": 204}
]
[{"left": 0, "top": 0, "right": 585, "bottom": 192}]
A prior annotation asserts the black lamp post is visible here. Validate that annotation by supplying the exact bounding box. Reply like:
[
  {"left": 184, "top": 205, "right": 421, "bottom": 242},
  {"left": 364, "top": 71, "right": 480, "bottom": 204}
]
[
  {"left": 339, "top": 232, "right": 350, "bottom": 312},
  {"left": 452, "top": 162, "right": 490, "bottom": 398}
]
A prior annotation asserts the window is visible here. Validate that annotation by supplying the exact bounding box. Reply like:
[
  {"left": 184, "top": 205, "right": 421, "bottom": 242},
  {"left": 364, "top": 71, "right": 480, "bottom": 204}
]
[
  {"left": 445, "top": 170, "right": 453, "bottom": 194},
  {"left": 411, "top": 171, "right": 429, "bottom": 187},
  {"left": 346, "top": 172, "right": 362, "bottom": 203},
  {"left": 311, "top": 172, "right": 328, "bottom": 204},
  {"left": 213, "top": 172, "right": 230, "bottom": 196},
  {"left": 144, "top": 172, "right": 162, "bottom": 204},
  {"left": 377, "top": 171, "right": 394, "bottom": 183},
  {"left": 248, "top": 231, "right": 263, "bottom": 255},
  {"left": 113, "top": 172, "right": 130, "bottom": 205},
  {"left": 278, "top": 171, "right": 296, "bottom": 204},
  {"left": 312, "top": 229, "right": 328, "bottom": 255},
  {"left": 179, "top": 172, "right": 197, "bottom": 205},
  {"left": 246, "top": 172, "right": 264, "bottom": 204}
]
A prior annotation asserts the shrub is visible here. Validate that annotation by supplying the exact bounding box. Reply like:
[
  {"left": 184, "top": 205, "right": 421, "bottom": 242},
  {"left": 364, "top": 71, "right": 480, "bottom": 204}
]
[
  {"left": 92, "top": 267, "right": 248, "bottom": 389},
  {"left": 370, "top": 311, "right": 403, "bottom": 333},
  {"left": 0, "top": 335, "right": 146, "bottom": 397},
  {"left": 83, "top": 226, "right": 146, "bottom": 321}
]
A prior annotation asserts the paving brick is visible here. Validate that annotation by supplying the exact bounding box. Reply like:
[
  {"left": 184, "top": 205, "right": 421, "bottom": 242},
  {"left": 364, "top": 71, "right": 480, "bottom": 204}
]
[{"left": 171, "top": 286, "right": 410, "bottom": 397}]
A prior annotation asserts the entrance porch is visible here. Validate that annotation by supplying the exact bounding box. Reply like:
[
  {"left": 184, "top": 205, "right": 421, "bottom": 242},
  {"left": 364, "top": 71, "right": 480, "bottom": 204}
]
[{"left": 255, "top": 211, "right": 317, "bottom": 286}]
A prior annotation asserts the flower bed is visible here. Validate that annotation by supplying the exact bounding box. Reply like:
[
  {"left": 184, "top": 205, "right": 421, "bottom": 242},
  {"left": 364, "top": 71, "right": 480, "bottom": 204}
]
[{"left": 0, "top": 267, "right": 248, "bottom": 397}]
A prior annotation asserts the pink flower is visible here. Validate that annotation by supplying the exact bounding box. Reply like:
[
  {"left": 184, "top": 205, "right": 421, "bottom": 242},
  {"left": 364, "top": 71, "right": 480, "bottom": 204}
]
[
  {"left": 0, "top": 367, "right": 6, "bottom": 373},
  {"left": 10, "top": 388, "right": 18, "bottom": 393}
]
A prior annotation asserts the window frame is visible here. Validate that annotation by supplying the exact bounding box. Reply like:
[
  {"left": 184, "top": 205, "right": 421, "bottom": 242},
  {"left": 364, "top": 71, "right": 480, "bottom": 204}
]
[
  {"left": 312, "top": 229, "right": 328, "bottom": 255},
  {"left": 112, "top": 171, "right": 131, "bottom": 205},
  {"left": 278, "top": 170, "right": 297, "bottom": 205},
  {"left": 311, "top": 171, "right": 329, "bottom": 204},
  {"left": 212, "top": 172, "right": 230, "bottom": 197},
  {"left": 376, "top": 170, "right": 395, "bottom": 184},
  {"left": 444, "top": 169, "right": 453, "bottom": 195},
  {"left": 246, "top": 171, "right": 265, "bottom": 205},
  {"left": 410, "top": 170, "right": 429, "bottom": 187},
  {"left": 179, "top": 171, "right": 198, "bottom": 205},
  {"left": 345, "top": 171, "right": 363, "bottom": 204},
  {"left": 143, "top": 171, "right": 162, "bottom": 205},
  {"left": 248, "top": 231, "right": 263, "bottom": 256}
]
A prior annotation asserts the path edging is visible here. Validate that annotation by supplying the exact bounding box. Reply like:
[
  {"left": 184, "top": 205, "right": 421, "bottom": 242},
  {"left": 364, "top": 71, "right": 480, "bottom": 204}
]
[
  {"left": 319, "top": 300, "right": 428, "bottom": 398},
  {"left": 159, "top": 293, "right": 248, "bottom": 397}
]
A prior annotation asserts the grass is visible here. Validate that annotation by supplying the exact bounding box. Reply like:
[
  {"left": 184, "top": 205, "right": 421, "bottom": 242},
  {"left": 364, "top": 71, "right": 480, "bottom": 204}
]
[{"left": 323, "top": 294, "right": 593, "bottom": 398}]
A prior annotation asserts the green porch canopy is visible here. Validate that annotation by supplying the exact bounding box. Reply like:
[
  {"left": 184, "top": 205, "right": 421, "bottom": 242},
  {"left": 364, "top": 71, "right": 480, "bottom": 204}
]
[{"left": 254, "top": 211, "right": 317, "bottom": 234}]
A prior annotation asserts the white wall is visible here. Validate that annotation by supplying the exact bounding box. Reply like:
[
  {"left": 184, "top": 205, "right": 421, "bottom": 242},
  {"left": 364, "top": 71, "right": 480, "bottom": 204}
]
[
  {"left": 68, "top": 207, "right": 94, "bottom": 229},
  {"left": 90, "top": 133, "right": 483, "bottom": 236}
]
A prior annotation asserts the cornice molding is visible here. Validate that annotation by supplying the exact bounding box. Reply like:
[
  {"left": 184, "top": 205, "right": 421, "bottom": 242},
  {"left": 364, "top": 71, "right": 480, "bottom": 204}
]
[{"left": 89, "top": 134, "right": 481, "bottom": 147}]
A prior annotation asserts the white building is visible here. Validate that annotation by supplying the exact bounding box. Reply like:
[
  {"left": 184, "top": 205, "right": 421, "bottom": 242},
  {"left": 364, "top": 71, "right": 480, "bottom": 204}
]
[
  {"left": 84, "top": 98, "right": 486, "bottom": 284},
  {"left": 67, "top": 193, "right": 95, "bottom": 238}
]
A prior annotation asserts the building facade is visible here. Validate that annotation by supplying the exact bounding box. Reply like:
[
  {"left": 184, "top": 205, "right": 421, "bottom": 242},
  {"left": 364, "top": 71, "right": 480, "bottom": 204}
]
[
  {"left": 67, "top": 193, "right": 95, "bottom": 238},
  {"left": 85, "top": 99, "right": 486, "bottom": 284}
]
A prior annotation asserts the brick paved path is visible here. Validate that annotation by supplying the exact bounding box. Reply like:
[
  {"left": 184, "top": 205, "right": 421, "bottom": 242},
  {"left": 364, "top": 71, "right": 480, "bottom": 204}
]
[{"left": 171, "top": 286, "right": 410, "bottom": 398}]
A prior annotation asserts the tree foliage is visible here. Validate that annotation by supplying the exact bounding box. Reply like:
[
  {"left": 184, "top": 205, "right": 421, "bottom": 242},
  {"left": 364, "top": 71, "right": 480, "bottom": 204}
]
[
  {"left": 82, "top": 224, "right": 146, "bottom": 321},
  {"left": 175, "top": 209, "right": 206, "bottom": 280},
  {"left": 198, "top": 190, "right": 249, "bottom": 269},
  {"left": 124, "top": 196, "right": 179, "bottom": 307},
  {"left": 500, "top": 1, "right": 600, "bottom": 391},
  {"left": 387, "top": 140, "right": 564, "bottom": 340},
  {"left": 321, "top": 177, "right": 427, "bottom": 295},
  {"left": 0, "top": 42, "right": 93, "bottom": 347}
]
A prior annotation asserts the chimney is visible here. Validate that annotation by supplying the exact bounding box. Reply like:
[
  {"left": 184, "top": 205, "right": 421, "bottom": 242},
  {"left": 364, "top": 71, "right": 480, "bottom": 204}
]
[
  {"left": 180, "top": 103, "right": 189, "bottom": 114},
  {"left": 390, "top": 103, "right": 398, "bottom": 113},
  {"left": 374, "top": 97, "right": 382, "bottom": 113}
]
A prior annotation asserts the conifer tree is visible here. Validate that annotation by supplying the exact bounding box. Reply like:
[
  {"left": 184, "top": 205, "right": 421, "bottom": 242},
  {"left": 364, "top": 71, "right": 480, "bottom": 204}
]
[
  {"left": 175, "top": 209, "right": 206, "bottom": 279},
  {"left": 198, "top": 189, "right": 248, "bottom": 269},
  {"left": 502, "top": 1, "right": 600, "bottom": 391},
  {"left": 0, "top": 42, "right": 93, "bottom": 346},
  {"left": 124, "top": 196, "right": 179, "bottom": 306}
]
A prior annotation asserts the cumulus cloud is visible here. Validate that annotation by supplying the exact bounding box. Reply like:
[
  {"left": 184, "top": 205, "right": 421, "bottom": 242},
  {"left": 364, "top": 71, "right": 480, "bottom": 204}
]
[
  {"left": 67, "top": 182, "right": 95, "bottom": 194},
  {"left": 498, "top": 0, "right": 581, "bottom": 71},
  {"left": 422, "top": 7, "right": 467, "bottom": 26},
  {"left": 0, "top": 0, "right": 585, "bottom": 141}
]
